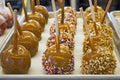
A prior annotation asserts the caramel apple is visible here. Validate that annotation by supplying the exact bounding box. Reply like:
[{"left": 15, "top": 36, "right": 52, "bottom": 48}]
[
  {"left": 43, "top": 1, "right": 74, "bottom": 74},
  {"left": 22, "top": 0, "right": 42, "bottom": 40},
  {"left": 83, "top": 36, "right": 114, "bottom": 55},
  {"left": 57, "top": 7, "right": 77, "bottom": 35},
  {"left": 47, "top": 32, "right": 74, "bottom": 51},
  {"left": 83, "top": 22, "right": 113, "bottom": 37},
  {"left": 27, "top": 0, "right": 46, "bottom": 31},
  {"left": 22, "top": 20, "right": 42, "bottom": 40},
  {"left": 57, "top": 13, "right": 77, "bottom": 35},
  {"left": 1, "top": 10, "right": 31, "bottom": 74},
  {"left": 86, "top": 12, "right": 106, "bottom": 24},
  {"left": 18, "top": 30, "right": 39, "bottom": 57},
  {"left": 58, "top": 13, "right": 77, "bottom": 26},
  {"left": 84, "top": 6, "right": 105, "bottom": 23},
  {"left": 57, "top": 1, "right": 75, "bottom": 37},
  {"left": 57, "top": 7, "right": 77, "bottom": 18},
  {"left": 42, "top": 44, "right": 74, "bottom": 74},
  {"left": 81, "top": 50, "right": 116, "bottom": 74},
  {"left": 80, "top": 3, "right": 116, "bottom": 74},
  {"left": 35, "top": 0, "right": 49, "bottom": 23},
  {"left": 7, "top": 2, "right": 39, "bottom": 57},
  {"left": 50, "top": 23, "right": 74, "bottom": 37},
  {"left": 1, "top": 45, "right": 31, "bottom": 74}
]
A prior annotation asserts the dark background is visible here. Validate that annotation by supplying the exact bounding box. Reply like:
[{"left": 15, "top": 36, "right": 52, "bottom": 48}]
[{"left": 5, "top": 0, "right": 120, "bottom": 14}]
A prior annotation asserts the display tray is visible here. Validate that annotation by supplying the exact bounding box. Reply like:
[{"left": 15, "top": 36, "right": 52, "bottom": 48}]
[
  {"left": 0, "top": 12, "right": 120, "bottom": 80},
  {"left": 110, "top": 11, "right": 120, "bottom": 39}
]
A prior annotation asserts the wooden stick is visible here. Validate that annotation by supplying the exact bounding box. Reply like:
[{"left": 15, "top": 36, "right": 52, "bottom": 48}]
[
  {"left": 22, "top": 0, "right": 28, "bottom": 22},
  {"left": 89, "top": 0, "right": 95, "bottom": 22},
  {"left": 55, "top": 11, "right": 60, "bottom": 53},
  {"left": 51, "top": 0, "right": 60, "bottom": 53},
  {"left": 61, "top": 0, "right": 64, "bottom": 24},
  {"left": 89, "top": 0, "right": 98, "bottom": 35},
  {"left": 51, "top": 0, "right": 56, "bottom": 12},
  {"left": 31, "top": 0, "right": 35, "bottom": 14},
  {"left": 36, "top": 0, "right": 40, "bottom": 5},
  {"left": 93, "top": 22, "right": 98, "bottom": 35},
  {"left": 13, "top": 10, "right": 18, "bottom": 53},
  {"left": 80, "top": 7, "right": 96, "bottom": 52},
  {"left": 94, "top": 0, "right": 97, "bottom": 12},
  {"left": 101, "top": 0, "right": 112, "bottom": 24},
  {"left": 7, "top": 3, "right": 23, "bottom": 35}
]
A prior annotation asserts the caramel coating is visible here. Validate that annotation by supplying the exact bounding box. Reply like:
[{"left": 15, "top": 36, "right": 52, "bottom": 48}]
[
  {"left": 1, "top": 45, "right": 31, "bottom": 74},
  {"left": 35, "top": 5, "right": 49, "bottom": 23},
  {"left": 44, "top": 44, "right": 72, "bottom": 69},
  {"left": 18, "top": 31, "right": 38, "bottom": 57},
  {"left": 22, "top": 20, "right": 42, "bottom": 40},
  {"left": 28, "top": 12, "right": 46, "bottom": 29},
  {"left": 81, "top": 51, "right": 116, "bottom": 74}
]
